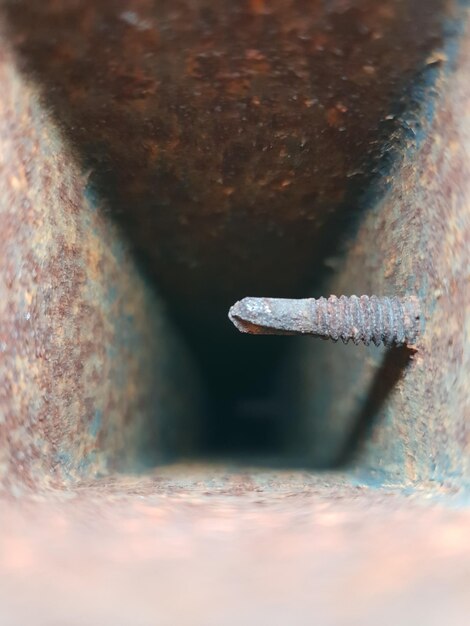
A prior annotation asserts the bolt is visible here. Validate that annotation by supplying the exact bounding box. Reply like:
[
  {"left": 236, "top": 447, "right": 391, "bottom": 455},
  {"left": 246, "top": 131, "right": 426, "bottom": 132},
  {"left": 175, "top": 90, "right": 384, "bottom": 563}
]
[{"left": 228, "top": 295, "right": 421, "bottom": 347}]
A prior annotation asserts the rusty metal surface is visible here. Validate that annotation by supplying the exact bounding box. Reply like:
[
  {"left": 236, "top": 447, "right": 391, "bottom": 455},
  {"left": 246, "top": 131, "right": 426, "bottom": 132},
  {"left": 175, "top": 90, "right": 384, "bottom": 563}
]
[
  {"left": 1, "top": 0, "right": 464, "bottom": 458},
  {"left": 0, "top": 1, "right": 469, "bottom": 624},
  {"left": 286, "top": 12, "right": 470, "bottom": 479},
  {"left": 0, "top": 36, "right": 201, "bottom": 491},
  {"left": 0, "top": 0, "right": 459, "bottom": 383}
]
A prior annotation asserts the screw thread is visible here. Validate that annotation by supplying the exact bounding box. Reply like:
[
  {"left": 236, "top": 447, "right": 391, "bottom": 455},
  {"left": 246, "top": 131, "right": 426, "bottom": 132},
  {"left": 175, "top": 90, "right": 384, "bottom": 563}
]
[
  {"left": 229, "top": 295, "right": 421, "bottom": 346},
  {"left": 311, "top": 295, "right": 420, "bottom": 346}
]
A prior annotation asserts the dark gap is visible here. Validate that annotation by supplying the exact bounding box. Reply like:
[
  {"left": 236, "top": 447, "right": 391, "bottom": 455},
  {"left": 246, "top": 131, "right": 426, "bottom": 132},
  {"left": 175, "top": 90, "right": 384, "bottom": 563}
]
[{"left": 168, "top": 307, "right": 294, "bottom": 461}]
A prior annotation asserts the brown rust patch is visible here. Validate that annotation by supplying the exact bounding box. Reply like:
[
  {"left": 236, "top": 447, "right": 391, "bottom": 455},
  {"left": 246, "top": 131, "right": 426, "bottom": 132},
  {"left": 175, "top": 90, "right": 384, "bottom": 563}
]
[
  {"left": 0, "top": 0, "right": 460, "bottom": 456},
  {"left": 287, "top": 15, "right": 470, "bottom": 481},
  {"left": 0, "top": 40, "right": 200, "bottom": 491},
  {"left": 0, "top": 0, "right": 454, "bottom": 328}
]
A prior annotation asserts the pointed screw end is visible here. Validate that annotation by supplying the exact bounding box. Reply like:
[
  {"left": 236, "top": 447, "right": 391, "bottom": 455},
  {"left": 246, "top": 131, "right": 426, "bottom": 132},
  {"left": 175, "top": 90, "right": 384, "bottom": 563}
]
[{"left": 228, "top": 298, "right": 265, "bottom": 334}]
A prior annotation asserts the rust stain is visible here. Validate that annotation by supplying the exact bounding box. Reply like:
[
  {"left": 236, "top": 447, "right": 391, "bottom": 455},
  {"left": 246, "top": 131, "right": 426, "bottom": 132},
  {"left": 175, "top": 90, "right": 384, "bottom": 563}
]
[
  {"left": 0, "top": 0, "right": 453, "bottom": 332},
  {"left": 0, "top": 3, "right": 468, "bottom": 622},
  {"left": 0, "top": 39, "right": 201, "bottom": 491}
]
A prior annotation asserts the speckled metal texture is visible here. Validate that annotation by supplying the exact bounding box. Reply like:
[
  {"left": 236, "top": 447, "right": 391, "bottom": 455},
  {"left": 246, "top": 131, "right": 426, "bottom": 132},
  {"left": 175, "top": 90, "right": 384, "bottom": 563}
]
[
  {"left": 2, "top": 0, "right": 465, "bottom": 458},
  {"left": 0, "top": 0, "right": 458, "bottom": 358},
  {"left": 0, "top": 1, "right": 469, "bottom": 624},
  {"left": 0, "top": 34, "right": 201, "bottom": 492},
  {"left": 286, "top": 11, "right": 470, "bottom": 480}
]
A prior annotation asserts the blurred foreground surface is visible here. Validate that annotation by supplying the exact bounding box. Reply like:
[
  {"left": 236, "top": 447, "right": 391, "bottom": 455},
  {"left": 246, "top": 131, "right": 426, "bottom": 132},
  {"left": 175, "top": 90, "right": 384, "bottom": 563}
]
[{"left": 1, "top": 466, "right": 470, "bottom": 626}]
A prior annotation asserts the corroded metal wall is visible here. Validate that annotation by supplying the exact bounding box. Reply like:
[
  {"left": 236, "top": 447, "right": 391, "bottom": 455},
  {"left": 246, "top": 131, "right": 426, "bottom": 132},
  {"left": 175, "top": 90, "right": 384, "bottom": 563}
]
[
  {"left": 0, "top": 39, "right": 200, "bottom": 491},
  {"left": 288, "top": 14, "right": 470, "bottom": 483},
  {"left": 0, "top": 0, "right": 468, "bottom": 486},
  {"left": 0, "top": 0, "right": 469, "bottom": 487},
  {"left": 0, "top": 2, "right": 469, "bottom": 625},
  {"left": 0, "top": 1, "right": 461, "bottom": 435},
  {"left": 1, "top": 0, "right": 453, "bottom": 317}
]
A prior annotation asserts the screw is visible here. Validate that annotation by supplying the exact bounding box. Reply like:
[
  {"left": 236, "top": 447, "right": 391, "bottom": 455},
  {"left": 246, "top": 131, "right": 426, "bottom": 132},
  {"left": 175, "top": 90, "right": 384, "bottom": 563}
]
[{"left": 228, "top": 295, "right": 421, "bottom": 347}]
